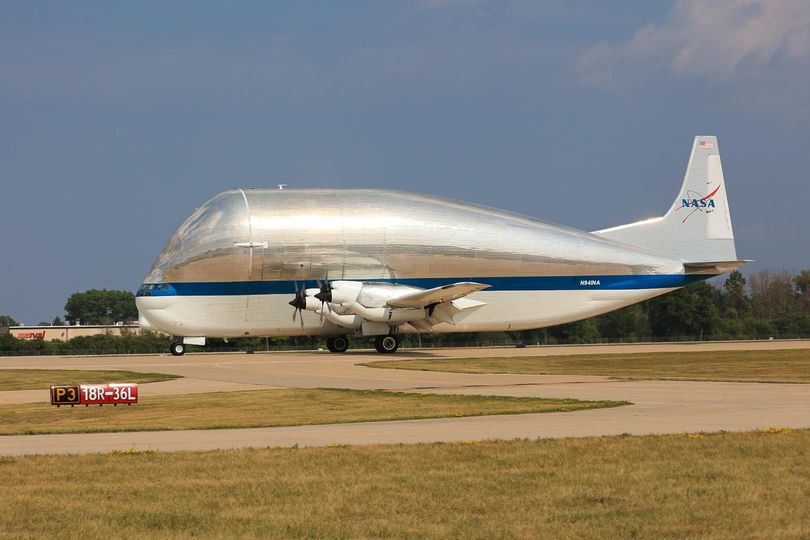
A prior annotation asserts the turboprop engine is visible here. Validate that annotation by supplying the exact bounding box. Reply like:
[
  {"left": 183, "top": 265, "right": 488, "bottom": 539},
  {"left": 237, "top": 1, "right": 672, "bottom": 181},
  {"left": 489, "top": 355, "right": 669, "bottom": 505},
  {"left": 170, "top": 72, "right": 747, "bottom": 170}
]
[{"left": 289, "top": 280, "right": 489, "bottom": 336}]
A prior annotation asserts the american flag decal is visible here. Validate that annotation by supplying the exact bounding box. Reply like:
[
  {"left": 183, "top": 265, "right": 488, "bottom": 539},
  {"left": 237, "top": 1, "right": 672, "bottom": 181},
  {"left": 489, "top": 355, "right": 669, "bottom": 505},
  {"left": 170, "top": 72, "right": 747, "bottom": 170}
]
[{"left": 699, "top": 140, "right": 714, "bottom": 149}]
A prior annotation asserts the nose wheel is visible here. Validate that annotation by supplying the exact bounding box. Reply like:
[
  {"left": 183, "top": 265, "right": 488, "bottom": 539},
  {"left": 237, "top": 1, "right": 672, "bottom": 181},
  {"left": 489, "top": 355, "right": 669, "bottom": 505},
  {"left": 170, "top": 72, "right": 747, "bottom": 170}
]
[
  {"left": 374, "top": 335, "right": 400, "bottom": 354},
  {"left": 326, "top": 335, "right": 349, "bottom": 353},
  {"left": 170, "top": 342, "right": 186, "bottom": 356}
]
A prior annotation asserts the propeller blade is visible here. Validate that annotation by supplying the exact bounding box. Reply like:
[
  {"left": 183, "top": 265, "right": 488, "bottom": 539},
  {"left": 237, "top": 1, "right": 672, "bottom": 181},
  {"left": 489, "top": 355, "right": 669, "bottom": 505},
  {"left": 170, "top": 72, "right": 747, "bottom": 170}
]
[
  {"left": 314, "top": 279, "right": 331, "bottom": 325},
  {"left": 290, "top": 281, "right": 306, "bottom": 326},
  {"left": 314, "top": 281, "right": 332, "bottom": 303}
]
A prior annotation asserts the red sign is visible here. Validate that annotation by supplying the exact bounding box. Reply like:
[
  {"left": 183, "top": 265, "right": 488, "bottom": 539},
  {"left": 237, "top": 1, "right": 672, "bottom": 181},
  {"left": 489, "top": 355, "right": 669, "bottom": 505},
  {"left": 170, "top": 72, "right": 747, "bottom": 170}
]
[
  {"left": 17, "top": 331, "right": 46, "bottom": 339},
  {"left": 51, "top": 384, "right": 139, "bottom": 406},
  {"left": 80, "top": 384, "right": 138, "bottom": 405}
]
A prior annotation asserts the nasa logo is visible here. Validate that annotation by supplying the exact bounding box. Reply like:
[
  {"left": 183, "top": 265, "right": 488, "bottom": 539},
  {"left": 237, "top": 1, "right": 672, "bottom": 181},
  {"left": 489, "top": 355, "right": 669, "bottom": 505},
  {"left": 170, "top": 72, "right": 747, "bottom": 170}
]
[
  {"left": 580, "top": 279, "right": 601, "bottom": 286},
  {"left": 681, "top": 198, "right": 716, "bottom": 208},
  {"left": 676, "top": 184, "right": 722, "bottom": 223}
]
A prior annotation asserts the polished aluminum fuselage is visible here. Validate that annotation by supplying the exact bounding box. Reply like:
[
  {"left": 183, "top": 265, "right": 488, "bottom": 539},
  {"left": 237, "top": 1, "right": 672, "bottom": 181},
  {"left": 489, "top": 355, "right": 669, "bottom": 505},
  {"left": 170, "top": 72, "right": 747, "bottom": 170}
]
[
  {"left": 146, "top": 189, "right": 682, "bottom": 283},
  {"left": 137, "top": 189, "right": 688, "bottom": 337}
]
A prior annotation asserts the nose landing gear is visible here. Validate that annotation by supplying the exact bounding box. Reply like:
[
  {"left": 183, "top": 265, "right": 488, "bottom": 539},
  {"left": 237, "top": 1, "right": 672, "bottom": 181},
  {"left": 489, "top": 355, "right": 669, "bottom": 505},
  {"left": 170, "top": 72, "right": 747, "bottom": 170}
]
[{"left": 170, "top": 342, "right": 186, "bottom": 356}]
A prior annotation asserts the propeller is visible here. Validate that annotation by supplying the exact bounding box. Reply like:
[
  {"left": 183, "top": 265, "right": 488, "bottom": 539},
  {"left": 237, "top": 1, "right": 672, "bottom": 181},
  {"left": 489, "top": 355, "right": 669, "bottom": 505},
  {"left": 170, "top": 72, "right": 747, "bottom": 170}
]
[
  {"left": 314, "top": 281, "right": 332, "bottom": 303},
  {"left": 288, "top": 282, "right": 306, "bottom": 327},
  {"left": 314, "top": 281, "right": 333, "bottom": 323}
]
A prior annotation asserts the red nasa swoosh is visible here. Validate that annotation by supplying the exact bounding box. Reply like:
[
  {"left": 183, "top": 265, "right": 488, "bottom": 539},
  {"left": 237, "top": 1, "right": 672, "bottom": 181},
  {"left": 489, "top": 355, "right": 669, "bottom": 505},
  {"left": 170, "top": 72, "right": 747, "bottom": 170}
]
[{"left": 701, "top": 184, "right": 722, "bottom": 202}]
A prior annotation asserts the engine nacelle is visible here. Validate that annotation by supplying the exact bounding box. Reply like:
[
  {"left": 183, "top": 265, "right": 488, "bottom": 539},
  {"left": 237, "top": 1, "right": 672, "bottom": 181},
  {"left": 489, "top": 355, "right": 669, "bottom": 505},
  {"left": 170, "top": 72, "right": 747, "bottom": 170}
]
[{"left": 327, "top": 281, "right": 364, "bottom": 306}]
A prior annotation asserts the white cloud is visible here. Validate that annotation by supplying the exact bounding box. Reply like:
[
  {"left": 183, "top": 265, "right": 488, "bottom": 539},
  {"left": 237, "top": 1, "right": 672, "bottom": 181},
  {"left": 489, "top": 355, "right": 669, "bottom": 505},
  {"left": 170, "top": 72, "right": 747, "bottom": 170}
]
[{"left": 575, "top": 0, "right": 810, "bottom": 90}]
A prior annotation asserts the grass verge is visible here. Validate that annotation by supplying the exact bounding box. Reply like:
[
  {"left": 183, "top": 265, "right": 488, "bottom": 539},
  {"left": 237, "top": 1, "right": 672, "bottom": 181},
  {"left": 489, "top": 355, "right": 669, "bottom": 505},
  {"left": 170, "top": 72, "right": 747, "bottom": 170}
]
[
  {"left": 1, "top": 430, "right": 808, "bottom": 538},
  {"left": 0, "top": 388, "right": 624, "bottom": 435},
  {"left": 0, "top": 369, "right": 179, "bottom": 391},
  {"left": 364, "top": 349, "right": 810, "bottom": 383}
]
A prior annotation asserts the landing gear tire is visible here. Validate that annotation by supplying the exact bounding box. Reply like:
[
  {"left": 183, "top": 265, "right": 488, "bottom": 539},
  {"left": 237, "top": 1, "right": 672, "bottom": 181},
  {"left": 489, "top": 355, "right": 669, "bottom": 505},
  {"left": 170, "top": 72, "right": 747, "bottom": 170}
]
[
  {"left": 327, "top": 335, "right": 349, "bottom": 353},
  {"left": 170, "top": 342, "right": 186, "bottom": 356},
  {"left": 374, "top": 335, "right": 400, "bottom": 354}
]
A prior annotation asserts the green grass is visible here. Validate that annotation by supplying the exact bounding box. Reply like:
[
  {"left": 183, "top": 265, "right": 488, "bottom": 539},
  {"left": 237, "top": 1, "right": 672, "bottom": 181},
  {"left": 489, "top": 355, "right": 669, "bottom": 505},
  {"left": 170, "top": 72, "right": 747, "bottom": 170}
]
[
  {"left": 364, "top": 349, "right": 810, "bottom": 383},
  {"left": 1, "top": 430, "right": 808, "bottom": 538},
  {"left": 0, "top": 369, "right": 179, "bottom": 391},
  {"left": 0, "top": 388, "right": 624, "bottom": 435}
]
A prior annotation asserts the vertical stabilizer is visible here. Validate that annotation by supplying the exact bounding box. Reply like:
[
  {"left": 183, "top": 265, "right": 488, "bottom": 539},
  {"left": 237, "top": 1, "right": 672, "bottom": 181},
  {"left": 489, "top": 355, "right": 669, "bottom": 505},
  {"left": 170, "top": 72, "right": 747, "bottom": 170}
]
[{"left": 593, "top": 136, "right": 738, "bottom": 263}]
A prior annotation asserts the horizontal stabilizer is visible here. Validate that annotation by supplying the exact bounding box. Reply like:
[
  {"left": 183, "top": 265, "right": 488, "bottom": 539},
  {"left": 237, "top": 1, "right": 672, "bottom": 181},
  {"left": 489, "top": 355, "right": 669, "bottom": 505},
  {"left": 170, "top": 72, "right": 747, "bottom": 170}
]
[
  {"left": 683, "top": 260, "right": 751, "bottom": 275},
  {"left": 387, "top": 282, "right": 490, "bottom": 308}
]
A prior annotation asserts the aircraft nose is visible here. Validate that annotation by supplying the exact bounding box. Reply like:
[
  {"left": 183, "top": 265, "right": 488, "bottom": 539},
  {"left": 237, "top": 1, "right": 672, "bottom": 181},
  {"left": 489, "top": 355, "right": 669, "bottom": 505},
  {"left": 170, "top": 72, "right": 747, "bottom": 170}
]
[
  {"left": 136, "top": 295, "right": 176, "bottom": 334},
  {"left": 138, "top": 311, "right": 154, "bottom": 331}
]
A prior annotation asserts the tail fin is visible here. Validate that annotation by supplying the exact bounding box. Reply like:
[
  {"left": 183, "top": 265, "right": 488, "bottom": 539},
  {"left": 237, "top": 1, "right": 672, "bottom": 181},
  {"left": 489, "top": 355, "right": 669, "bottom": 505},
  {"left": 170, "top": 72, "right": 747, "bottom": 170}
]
[{"left": 594, "top": 136, "right": 739, "bottom": 263}]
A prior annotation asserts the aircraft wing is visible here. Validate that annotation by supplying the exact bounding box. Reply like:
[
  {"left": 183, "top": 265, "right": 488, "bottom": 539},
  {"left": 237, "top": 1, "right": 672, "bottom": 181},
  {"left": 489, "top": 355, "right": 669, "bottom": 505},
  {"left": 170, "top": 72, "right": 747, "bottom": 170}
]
[{"left": 386, "top": 282, "right": 490, "bottom": 308}]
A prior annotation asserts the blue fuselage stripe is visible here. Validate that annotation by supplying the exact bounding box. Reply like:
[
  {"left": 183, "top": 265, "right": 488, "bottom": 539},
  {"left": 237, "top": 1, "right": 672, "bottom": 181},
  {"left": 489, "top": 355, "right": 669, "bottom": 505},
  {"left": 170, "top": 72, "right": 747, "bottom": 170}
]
[{"left": 137, "top": 274, "right": 710, "bottom": 297}]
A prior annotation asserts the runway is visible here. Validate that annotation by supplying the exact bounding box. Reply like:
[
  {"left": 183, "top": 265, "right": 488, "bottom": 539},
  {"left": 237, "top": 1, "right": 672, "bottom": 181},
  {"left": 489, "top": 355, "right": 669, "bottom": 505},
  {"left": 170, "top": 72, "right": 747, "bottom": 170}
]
[{"left": 1, "top": 340, "right": 809, "bottom": 455}]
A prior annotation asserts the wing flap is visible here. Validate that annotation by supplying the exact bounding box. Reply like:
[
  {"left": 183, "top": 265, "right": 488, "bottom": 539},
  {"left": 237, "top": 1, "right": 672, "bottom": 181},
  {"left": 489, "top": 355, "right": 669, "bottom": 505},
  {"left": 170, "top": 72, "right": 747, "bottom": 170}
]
[{"left": 386, "top": 282, "right": 490, "bottom": 308}]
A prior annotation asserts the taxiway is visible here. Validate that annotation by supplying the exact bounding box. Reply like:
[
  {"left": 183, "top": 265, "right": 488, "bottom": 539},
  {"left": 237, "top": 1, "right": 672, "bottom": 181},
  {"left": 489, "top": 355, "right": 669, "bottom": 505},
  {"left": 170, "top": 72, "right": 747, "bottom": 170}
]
[{"left": 1, "top": 340, "right": 809, "bottom": 455}]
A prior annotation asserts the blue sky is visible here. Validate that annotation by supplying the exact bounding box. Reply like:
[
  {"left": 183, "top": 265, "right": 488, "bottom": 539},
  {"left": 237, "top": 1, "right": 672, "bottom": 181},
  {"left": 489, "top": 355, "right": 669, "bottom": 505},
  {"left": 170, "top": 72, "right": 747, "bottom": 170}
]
[{"left": 1, "top": 1, "right": 809, "bottom": 324}]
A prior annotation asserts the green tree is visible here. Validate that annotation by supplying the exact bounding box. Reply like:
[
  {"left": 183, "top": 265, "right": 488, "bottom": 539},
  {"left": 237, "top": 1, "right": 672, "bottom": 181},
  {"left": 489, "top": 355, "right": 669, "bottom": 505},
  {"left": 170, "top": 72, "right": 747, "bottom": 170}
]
[
  {"left": 52, "top": 316, "right": 64, "bottom": 326},
  {"left": 0, "top": 315, "right": 18, "bottom": 327},
  {"left": 795, "top": 270, "right": 810, "bottom": 315},
  {"left": 645, "top": 281, "right": 720, "bottom": 340},
  {"left": 548, "top": 319, "right": 602, "bottom": 344},
  {"left": 722, "top": 270, "right": 750, "bottom": 319},
  {"left": 775, "top": 313, "right": 810, "bottom": 337},
  {"left": 0, "top": 333, "right": 22, "bottom": 351},
  {"left": 596, "top": 304, "right": 651, "bottom": 341},
  {"left": 748, "top": 270, "right": 796, "bottom": 319},
  {"left": 795, "top": 270, "right": 810, "bottom": 294},
  {"left": 64, "top": 289, "right": 138, "bottom": 325}
]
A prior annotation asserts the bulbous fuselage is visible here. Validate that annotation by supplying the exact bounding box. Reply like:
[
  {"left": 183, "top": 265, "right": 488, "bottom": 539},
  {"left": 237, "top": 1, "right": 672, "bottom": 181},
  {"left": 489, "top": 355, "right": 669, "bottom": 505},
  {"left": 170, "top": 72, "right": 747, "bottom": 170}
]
[
  {"left": 144, "top": 188, "right": 681, "bottom": 284},
  {"left": 136, "top": 188, "right": 688, "bottom": 338}
]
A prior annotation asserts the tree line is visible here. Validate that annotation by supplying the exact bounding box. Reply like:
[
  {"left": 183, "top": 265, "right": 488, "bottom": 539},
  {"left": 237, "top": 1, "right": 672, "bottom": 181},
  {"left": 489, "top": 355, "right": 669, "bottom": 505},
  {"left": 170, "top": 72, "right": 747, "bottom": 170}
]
[
  {"left": 508, "top": 268, "right": 810, "bottom": 345},
  {"left": 391, "top": 269, "right": 810, "bottom": 348},
  {"left": 1, "top": 269, "right": 809, "bottom": 354}
]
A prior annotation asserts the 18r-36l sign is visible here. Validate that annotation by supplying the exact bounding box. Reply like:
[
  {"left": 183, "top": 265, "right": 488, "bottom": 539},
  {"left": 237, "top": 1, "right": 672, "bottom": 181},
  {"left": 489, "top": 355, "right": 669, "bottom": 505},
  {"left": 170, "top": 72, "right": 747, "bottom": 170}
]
[{"left": 50, "top": 384, "right": 139, "bottom": 407}]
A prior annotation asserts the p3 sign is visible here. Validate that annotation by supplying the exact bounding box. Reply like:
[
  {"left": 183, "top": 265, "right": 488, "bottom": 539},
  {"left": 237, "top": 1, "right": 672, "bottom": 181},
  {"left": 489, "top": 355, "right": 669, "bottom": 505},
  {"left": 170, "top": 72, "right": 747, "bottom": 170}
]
[
  {"left": 50, "top": 385, "right": 81, "bottom": 405},
  {"left": 50, "top": 384, "right": 139, "bottom": 407}
]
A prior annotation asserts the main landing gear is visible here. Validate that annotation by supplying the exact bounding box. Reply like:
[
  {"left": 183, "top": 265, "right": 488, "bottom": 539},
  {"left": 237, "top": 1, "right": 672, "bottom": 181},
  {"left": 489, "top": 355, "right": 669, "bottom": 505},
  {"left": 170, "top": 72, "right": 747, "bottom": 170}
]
[
  {"left": 324, "top": 334, "right": 400, "bottom": 354},
  {"left": 326, "top": 335, "right": 349, "bottom": 353},
  {"left": 374, "top": 335, "right": 400, "bottom": 354}
]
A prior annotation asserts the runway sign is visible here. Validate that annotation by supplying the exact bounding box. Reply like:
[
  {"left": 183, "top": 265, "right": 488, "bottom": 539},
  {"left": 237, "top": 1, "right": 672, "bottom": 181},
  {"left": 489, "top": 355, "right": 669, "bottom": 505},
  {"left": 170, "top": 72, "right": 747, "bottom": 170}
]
[
  {"left": 50, "top": 385, "right": 80, "bottom": 405},
  {"left": 50, "top": 384, "right": 139, "bottom": 407}
]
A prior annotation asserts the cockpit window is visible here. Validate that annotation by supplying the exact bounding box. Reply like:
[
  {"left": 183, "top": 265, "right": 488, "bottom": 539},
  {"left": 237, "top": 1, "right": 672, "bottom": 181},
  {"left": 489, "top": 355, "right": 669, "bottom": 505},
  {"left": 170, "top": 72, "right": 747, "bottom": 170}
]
[{"left": 137, "top": 283, "right": 171, "bottom": 296}]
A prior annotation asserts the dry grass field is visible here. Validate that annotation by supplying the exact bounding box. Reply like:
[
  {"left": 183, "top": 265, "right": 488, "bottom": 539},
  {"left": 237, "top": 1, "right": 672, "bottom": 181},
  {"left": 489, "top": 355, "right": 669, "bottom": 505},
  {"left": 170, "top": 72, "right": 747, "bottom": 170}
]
[
  {"left": 0, "top": 369, "right": 179, "bottom": 391},
  {"left": 1, "top": 429, "right": 808, "bottom": 538},
  {"left": 365, "top": 349, "right": 810, "bottom": 383},
  {"left": 0, "top": 388, "right": 624, "bottom": 435}
]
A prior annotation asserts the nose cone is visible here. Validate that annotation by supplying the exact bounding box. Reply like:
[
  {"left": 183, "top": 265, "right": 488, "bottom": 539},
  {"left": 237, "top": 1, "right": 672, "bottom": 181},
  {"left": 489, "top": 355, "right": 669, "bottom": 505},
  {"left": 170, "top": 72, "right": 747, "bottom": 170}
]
[
  {"left": 138, "top": 311, "right": 154, "bottom": 331},
  {"left": 135, "top": 295, "right": 176, "bottom": 335}
]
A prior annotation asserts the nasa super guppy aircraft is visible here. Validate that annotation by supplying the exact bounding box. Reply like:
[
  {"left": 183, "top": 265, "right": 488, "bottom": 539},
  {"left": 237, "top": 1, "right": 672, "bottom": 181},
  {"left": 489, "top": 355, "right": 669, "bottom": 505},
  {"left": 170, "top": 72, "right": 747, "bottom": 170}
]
[{"left": 137, "top": 136, "right": 745, "bottom": 355}]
